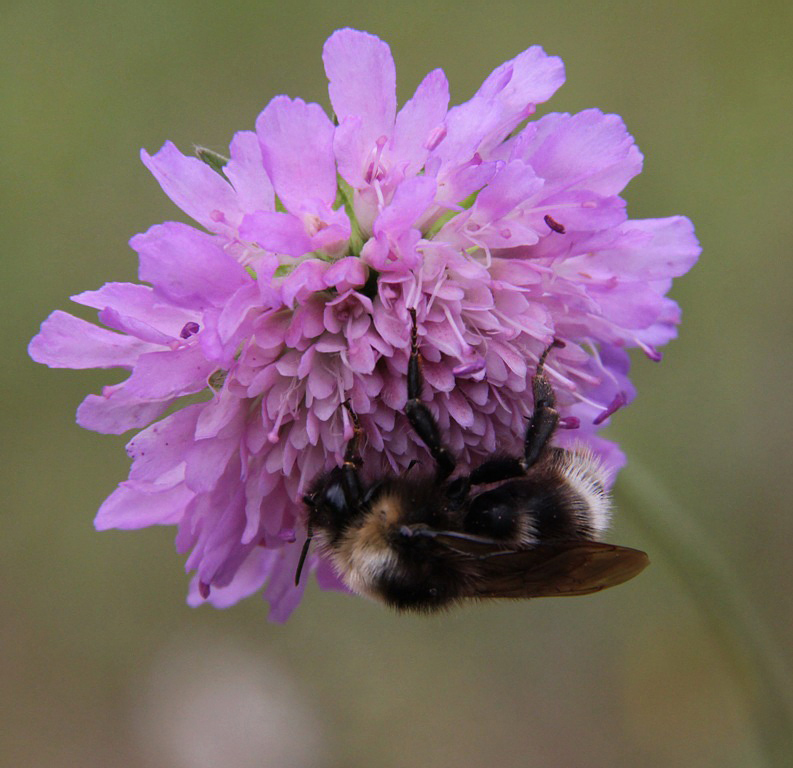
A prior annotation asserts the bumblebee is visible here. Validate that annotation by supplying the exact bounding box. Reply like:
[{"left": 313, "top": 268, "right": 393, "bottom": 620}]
[{"left": 297, "top": 310, "right": 648, "bottom": 612}]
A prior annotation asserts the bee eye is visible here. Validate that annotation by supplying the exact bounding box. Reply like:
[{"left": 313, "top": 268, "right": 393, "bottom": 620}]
[
  {"left": 323, "top": 483, "right": 347, "bottom": 516},
  {"left": 428, "top": 587, "right": 438, "bottom": 597}
]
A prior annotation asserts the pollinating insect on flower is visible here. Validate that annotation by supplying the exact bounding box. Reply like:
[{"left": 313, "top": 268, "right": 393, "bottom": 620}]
[{"left": 29, "top": 28, "right": 699, "bottom": 620}]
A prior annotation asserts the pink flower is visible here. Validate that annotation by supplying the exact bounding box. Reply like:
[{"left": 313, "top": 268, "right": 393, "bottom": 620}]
[{"left": 29, "top": 28, "right": 699, "bottom": 621}]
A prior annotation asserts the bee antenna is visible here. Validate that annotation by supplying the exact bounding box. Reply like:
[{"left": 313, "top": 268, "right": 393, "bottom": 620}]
[{"left": 294, "top": 522, "right": 313, "bottom": 587}]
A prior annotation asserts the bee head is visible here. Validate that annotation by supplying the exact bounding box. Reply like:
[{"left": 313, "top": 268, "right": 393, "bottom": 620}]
[{"left": 303, "top": 468, "right": 361, "bottom": 541}]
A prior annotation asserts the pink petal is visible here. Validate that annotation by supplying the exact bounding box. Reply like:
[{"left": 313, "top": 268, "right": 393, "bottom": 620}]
[
  {"left": 263, "top": 542, "right": 308, "bottom": 623},
  {"left": 77, "top": 345, "right": 215, "bottom": 434},
  {"left": 187, "top": 547, "right": 278, "bottom": 609},
  {"left": 127, "top": 405, "right": 201, "bottom": 482},
  {"left": 323, "top": 257, "right": 367, "bottom": 291},
  {"left": 141, "top": 141, "right": 241, "bottom": 233},
  {"left": 323, "top": 28, "right": 397, "bottom": 151},
  {"left": 133, "top": 222, "right": 250, "bottom": 308},
  {"left": 199, "top": 283, "right": 262, "bottom": 365},
  {"left": 588, "top": 280, "right": 672, "bottom": 330},
  {"left": 195, "top": 389, "right": 245, "bottom": 439},
  {"left": 281, "top": 260, "right": 331, "bottom": 307},
  {"left": 225, "top": 130, "right": 275, "bottom": 214},
  {"left": 186, "top": 433, "right": 243, "bottom": 494},
  {"left": 183, "top": 475, "right": 248, "bottom": 582},
  {"left": 72, "top": 283, "right": 197, "bottom": 336},
  {"left": 98, "top": 306, "right": 175, "bottom": 346},
  {"left": 95, "top": 480, "right": 193, "bottom": 530},
  {"left": 239, "top": 211, "right": 313, "bottom": 257},
  {"left": 428, "top": 48, "right": 563, "bottom": 189},
  {"left": 520, "top": 109, "right": 643, "bottom": 196},
  {"left": 29, "top": 310, "right": 154, "bottom": 369},
  {"left": 392, "top": 68, "right": 450, "bottom": 177},
  {"left": 314, "top": 556, "right": 350, "bottom": 593},
  {"left": 242, "top": 467, "right": 281, "bottom": 543},
  {"left": 429, "top": 97, "right": 506, "bottom": 171},
  {"left": 476, "top": 45, "right": 565, "bottom": 113},
  {"left": 595, "top": 217, "right": 700, "bottom": 280},
  {"left": 255, "top": 96, "right": 336, "bottom": 212},
  {"left": 117, "top": 345, "right": 216, "bottom": 400},
  {"left": 306, "top": 204, "right": 352, "bottom": 253},
  {"left": 471, "top": 160, "right": 544, "bottom": 220},
  {"left": 333, "top": 115, "right": 369, "bottom": 188},
  {"left": 373, "top": 175, "right": 437, "bottom": 236},
  {"left": 77, "top": 393, "right": 171, "bottom": 435},
  {"left": 347, "top": 341, "right": 376, "bottom": 374},
  {"left": 538, "top": 191, "right": 627, "bottom": 234},
  {"left": 306, "top": 363, "right": 337, "bottom": 400}
]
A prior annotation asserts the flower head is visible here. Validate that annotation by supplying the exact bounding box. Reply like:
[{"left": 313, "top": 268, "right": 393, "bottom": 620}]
[{"left": 29, "top": 29, "right": 699, "bottom": 620}]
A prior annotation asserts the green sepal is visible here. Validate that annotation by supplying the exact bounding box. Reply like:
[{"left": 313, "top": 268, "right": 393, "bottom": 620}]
[
  {"left": 208, "top": 369, "right": 228, "bottom": 391},
  {"left": 195, "top": 146, "right": 230, "bottom": 182},
  {"left": 335, "top": 175, "right": 364, "bottom": 255}
]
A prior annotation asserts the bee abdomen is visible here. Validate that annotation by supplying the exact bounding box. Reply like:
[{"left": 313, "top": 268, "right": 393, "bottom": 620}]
[
  {"left": 465, "top": 498, "right": 526, "bottom": 541},
  {"left": 376, "top": 572, "right": 459, "bottom": 613},
  {"left": 464, "top": 485, "right": 537, "bottom": 545},
  {"left": 374, "top": 551, "right": 467, "bottom": 613}
]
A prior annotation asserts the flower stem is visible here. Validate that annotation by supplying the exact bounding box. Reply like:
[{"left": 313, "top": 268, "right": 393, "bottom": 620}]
[{"left": 617, "top": 460, "right": 793, "bottom": 767}]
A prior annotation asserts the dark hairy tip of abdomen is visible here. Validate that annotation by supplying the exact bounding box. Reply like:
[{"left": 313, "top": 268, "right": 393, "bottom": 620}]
[{"left": 376, "top": 568, "right": 462, "bottom": 613}]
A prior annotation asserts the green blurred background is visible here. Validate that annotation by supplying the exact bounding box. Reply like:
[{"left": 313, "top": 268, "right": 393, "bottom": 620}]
[{"left": 4, "top": 1, "right": 792, "bottom": 766}]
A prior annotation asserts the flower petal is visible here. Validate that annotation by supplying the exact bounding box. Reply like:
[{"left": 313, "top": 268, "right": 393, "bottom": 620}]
[
  {"left": 133, "top": 222, "right": 250, "bottom": 308},
  {"left": 77, "top": 345, "right": 215, "bottom": 434},
  {"left": 29, "top": 310, "right": 154, "bottom": 369},
  {"left": 72, "top": 283, "right": 197, "bottom": 336},
  {"left": 141, "top": 141, "right": 241, "bottom": 233},
  {"left": 95, "top": 480, "right": 192, "bottom": 530},
  {"left": 97, "top": 306, "right": 175, "bottom": 346},
  {"left": 476, "top": 45, "right": 565, "bottom": 114},
  {"left": 476, "top": 160, "right": 544, "bottom": 218},
  {"left": 516, "top": 109, "right": 643, "bottom": 196},
  {"left": 239, "top": 211, "right": 313, "bottom": 257},
  {"left": 323, "top": 28, "right": 397, "bottom": 150},
  {"left": 256, "top": 96, "right": 336, "bottom": 212},
  {"left": 127, "top": 405, "right": 201, "bottom": 483},
  {"left": 263, "top": 543, "right": 308, "bottom": 623},
  {"left": 77, "top": 393, "right": 171, "bottom": 435},
  {"left": 374, "top": 175, "right": 437, "bottom": 237},
  {"left": 392, "top": 68, "right": 450, "bottom": 177},
  {"left": 187, "top": 547, "right": 278, "bottom": 609},
  {"left": 225, "top": 130, "right": 275, "bottom": 214}
]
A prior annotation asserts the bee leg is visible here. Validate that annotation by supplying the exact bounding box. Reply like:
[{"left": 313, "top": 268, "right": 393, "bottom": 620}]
[
  {"left": 469, "top": 456, "right": 524, "bottom": 485},
  {"left": 341, "top": 401, "right": 363, "bottom": 507},
  {"left": 404, "top": 309, "right": 456, "bottom": 481},
  {"left": 447, "top": 457, "right": 525, "bottom": 512},
  {"left": 522, "top": 341, "right": 561, "bottom": 471}
]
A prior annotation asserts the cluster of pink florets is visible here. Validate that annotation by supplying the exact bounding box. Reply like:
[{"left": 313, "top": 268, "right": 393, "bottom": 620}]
[{"left": 29, "top": 28, "right": 698, "bottom": 619}]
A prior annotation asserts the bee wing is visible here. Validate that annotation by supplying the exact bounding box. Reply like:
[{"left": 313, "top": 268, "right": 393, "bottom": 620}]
[
  {"left": 420, "top": 532, "right": 649, "bottom": 598},
  {"left": 468, "top": 541, "right": 649, "bottom": 598}
]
